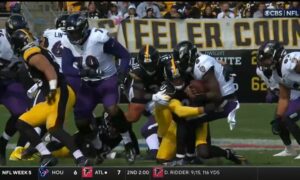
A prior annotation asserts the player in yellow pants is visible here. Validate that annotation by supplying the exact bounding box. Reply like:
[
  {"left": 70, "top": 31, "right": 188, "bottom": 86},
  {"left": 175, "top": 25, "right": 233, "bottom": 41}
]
[{"left": 155, "top": 99, "right": 207, "bottom": 161}]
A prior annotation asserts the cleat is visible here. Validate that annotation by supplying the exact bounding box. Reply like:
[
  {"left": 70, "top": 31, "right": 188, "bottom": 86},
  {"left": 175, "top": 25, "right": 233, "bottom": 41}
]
[
  {"left": 294, "top": 154, "right": 300, "bottom": 159},
  {"left": 143, "top": 149, "right": 157, "bottom": 160},
  {"left": 76, "top": 156, "right": 92, "bottom": 166},
  {"left": 124, "top": 143, "right": 136, "bottom": 165},
  {"left": 9, "top": 147, "right": 35, "bottom": 161},
  {"left": 185, "top": 156, "right": 203, "bottom": 165},
  {"left": 225, "top": 149, "right": 248, "bottom": 165},
  {"left": 21, "top": 146, "right": 39, "bottom": 160},
  {"left": 274, "top": 146, "right": 297, "bottom": 157},
  {"left": 40, "top": 155, "right": 58, "bottom": 167},
  {"left": 162, "top": 158, "right": 189, "bottom": 166}
]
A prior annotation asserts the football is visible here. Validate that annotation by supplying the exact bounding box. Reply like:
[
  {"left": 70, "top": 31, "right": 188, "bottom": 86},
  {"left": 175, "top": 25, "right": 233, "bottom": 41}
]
[{"left": 188, "top": 80, "right": 208, "bottom": 94}]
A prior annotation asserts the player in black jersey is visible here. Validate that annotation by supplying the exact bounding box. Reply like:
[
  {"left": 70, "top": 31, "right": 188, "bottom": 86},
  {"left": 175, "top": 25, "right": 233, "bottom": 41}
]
[{"left": 8, "top": 29, "right": 90, "bottom": 166}]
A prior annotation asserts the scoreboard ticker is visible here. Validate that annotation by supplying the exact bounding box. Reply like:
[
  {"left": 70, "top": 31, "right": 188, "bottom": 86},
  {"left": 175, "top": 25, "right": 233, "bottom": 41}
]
[{"left": 1, "top": 167, "right": 300, "bottom": 180}]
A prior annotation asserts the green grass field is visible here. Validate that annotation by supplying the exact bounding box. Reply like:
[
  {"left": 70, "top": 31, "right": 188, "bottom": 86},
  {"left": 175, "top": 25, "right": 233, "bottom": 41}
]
[{"left": 1, "top": 103, "right": 300, "bottom": 166}]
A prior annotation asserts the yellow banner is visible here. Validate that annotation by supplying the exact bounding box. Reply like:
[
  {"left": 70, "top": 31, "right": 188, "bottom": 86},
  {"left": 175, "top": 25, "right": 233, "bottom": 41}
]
[{"left": 89, "top": 18, "right": 300, "bottom": 53}]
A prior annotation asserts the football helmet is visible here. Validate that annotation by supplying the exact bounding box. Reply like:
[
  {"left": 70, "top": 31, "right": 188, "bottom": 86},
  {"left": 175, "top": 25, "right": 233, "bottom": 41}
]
[
  {"left": 138, "top": 44, "right": 160, "bottom": 76},
  {"left": 65, "top": 13, "right": 90, "bottom": 45},
  {"left": 10, "top": 29, "right": 35, "bottom": 55},
  {"left": 257, "top": 40, "right": 286, "bottom": 71},
  {"left": 55, "top": 14, "right": 69, "bottom": 31},
  {"left": 5, "top": 14, "right": 28, "bottom": 39},
  {"left": 173, "top": 40, "right": 198, "bottom": 74}
]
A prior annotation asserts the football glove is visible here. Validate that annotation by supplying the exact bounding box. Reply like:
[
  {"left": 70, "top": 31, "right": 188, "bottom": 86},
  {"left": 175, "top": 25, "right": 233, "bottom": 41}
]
[
  {"left": 152, "top": 90, "right": 171, "bottom": 106},
  {"left": 270, "top": 117, "right": 281, "bottom": 135},
  {"left": 47, "top": 80, "right": 57, "bottom": 105}
]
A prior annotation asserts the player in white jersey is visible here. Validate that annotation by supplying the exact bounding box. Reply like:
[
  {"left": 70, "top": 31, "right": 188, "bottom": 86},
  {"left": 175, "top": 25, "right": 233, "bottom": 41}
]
[
  {"left": 256, "top": 66, "right": 300, "bottom": 157},
  {"left": 160, "top": 41, "right": 246, "bottom": 165},
  {"left": 40, "top": 14, "right": 69, "bottom": 72},
  {"left": 258, "top": 40, "right": 300, "bottom": 159},
  {"left": 62, "top": 13, "right": 136, "bottom": 164},
  {"left": 0, "top": 14, "right": 31, "bottom": 165}
]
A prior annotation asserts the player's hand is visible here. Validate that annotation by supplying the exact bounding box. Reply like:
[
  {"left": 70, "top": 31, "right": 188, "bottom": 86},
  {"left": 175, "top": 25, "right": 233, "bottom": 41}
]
[
  {"left": 270, "top": 118, "right": 281, "bottom": 135},
  {"left": 118, "top": 72, "right": 127, "bottom": 89},
  {"left": 47, "top": 89, "right": 57, "bottom": 105},
  {"left": 152, "top": 90, "right": 171, "bottom": 106}
]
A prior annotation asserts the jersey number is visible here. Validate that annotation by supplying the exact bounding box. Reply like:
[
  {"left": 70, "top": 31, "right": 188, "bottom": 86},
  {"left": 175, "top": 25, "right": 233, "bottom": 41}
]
[{"left": 51, "top": 41, "right": 63, "bottom": 57}]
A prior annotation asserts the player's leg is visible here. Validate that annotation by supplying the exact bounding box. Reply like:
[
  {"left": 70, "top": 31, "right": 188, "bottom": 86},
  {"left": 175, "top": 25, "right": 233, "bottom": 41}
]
[
  {"left": 280, "top": 98, "right": 300, "bottom": 158},
  {"left": 140, "top": 115, "right": 159, "bottom": 160},
  {"left": 157, "top": 120, "right": 177, "bottom": 163},
  {"left": 0, "top": 82, "right": 29, "bottom": 165},
  {"left": 16, "top": 102, "right": 57, "bottom": 166},
  {"left": 99, "top": 75, "right": 136, "bottom": 164},
  {"left": 46, "top": 86, "right": 90, "bottom": 166},
  {"left": 165, "top": 117, "right": 189, "bottom": 166},
  {"left": 195, "top": 123, "right": 247, "bottom": 164}
]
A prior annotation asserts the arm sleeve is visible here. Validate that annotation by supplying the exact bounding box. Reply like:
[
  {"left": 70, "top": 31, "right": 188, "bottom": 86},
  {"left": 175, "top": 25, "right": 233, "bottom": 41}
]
[
  {"left": 61, "top": 47, "right": 79, "bottom": 77},
  {"left": 168, "top": 99, "right": 204, "bottom": 118},
  {"left": 103, "top": 37, "right": 131, "bottom": 74}
]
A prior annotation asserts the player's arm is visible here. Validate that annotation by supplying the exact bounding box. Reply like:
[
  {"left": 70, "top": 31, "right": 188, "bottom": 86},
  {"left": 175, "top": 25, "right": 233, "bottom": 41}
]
[
  {"left": 276, "top": 83, "right": 290, "bottom": 118},
  {"left": 168, "top": 99, "right": 204, "bottom": 118},
  {"left": 61, "top": 47, "right": 80, "bottom": 77},
  {"left": 27, "top": 53, "right": 57, "bottom": 82},
  {"left": 103, "top": 38, "right": 131, "bottom": 79},
  {"left": 39, "top": 36, "right": 49, "bottom": 48}
]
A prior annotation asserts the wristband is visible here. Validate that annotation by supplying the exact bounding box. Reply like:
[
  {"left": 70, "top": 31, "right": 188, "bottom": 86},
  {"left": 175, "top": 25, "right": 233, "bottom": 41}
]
[{"left": 49, "top": 79, "right": 57, "bottom": 90}]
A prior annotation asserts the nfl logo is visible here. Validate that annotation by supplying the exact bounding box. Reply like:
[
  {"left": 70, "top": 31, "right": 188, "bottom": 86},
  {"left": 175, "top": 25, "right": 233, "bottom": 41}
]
[{"left": 152, "top": 167, "right": 164, "bottom": 178}]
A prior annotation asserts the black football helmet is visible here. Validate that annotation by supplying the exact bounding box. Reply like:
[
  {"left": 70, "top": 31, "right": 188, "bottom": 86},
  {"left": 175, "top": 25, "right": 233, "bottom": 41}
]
[
  {"left": 5, "top": 14, "right": 28, "bottom": 39},
  {"left": 55, "top": 14, "right": 69, "bottom": 31},
  {"left": 257, "top": 40, "right": 286, "bottom": 71},
  {"left": 65, "top": 13, "right": 90, "bottom": 45},
  {"left": 173, "top": 40, "right": 198, "bottom": 74},
  {"left": 10, "top": 29, "right": 35, "bottom": 55},
  {"left": 138, "top": 44, "right": 160, "bottom": 76},
  {"left": 163, "top": 57, "right": 185, "bottom": 90}
]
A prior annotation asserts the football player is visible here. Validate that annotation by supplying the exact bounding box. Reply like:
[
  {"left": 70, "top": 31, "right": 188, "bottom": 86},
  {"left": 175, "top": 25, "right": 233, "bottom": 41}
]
[
  {"left": 62, "top": 13, "right": 135, "bottom": 164},
  {"left": 256, "top": 66, "right": 299, "bottom": 157},
  {"left": 173, "top": 41, "right": 247, "bottom": 165},
  {"left": 40, "top": 14, "right": 69, "bottom": 72},
  {"left": 9, "top": 28, "right": 90, "bottom": 166},
  {"left": 123, "top": 45, "right": 164, "bottom": 159},
  {"left": 0, "top": 14, "right": 31, "bottom": 166},
  {"left": 257, "top": 40, "right": 300, "bottom": 159},
  {"left": 154, "top": 55, "right": 207, "bottom": 165},
  {"left": 9, "top": 15, "right": 70, "bottom": 162}
]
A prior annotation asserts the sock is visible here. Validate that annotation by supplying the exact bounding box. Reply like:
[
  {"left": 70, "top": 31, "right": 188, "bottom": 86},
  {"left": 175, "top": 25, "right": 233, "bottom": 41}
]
[
  {"left": 279, "top": 121, "right": 292, "bottom": 146},
  {"left": 176, "top": 154, "right": 185, "bottom": 159},
  {"left": 49, "top": 127, "right": 79, "bottom": 153},
  {"left": 35, "top": 142, "right": 51, "bottom": 156},
  {"left": 4, "top": 116, "right": 18, "bottom": 138},
  {"left": 72, "top": 149, "right": 83, "bottom": 159},
  {"left": 146, "top": 134, "right": 159, "bottom": 150},
  {"left": 16, "top": 134, "right": 29, "bottom": 147},
  {"left": 16, "top": 120, "right": 43, "bottom": 147},
  {"left": 284, "top": 119, "right": 300, "bottom": 145},
  {"left": 176, "top": 119, "right": 188, "bottom": 156},
  {"left": 129, "top": 126, "right": 140, "bottom": 155},
  {"left": 120, "top": 131, "right": 132, "bottom": 145},
  {"left": 210, "top": 145, "right": 227, "bottom": 158},
  {"left": 1, "top": 132, "right": 10, "bottom": 142}
]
